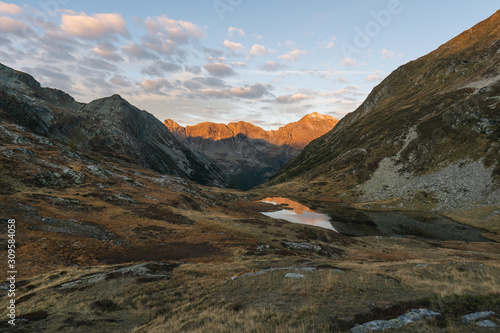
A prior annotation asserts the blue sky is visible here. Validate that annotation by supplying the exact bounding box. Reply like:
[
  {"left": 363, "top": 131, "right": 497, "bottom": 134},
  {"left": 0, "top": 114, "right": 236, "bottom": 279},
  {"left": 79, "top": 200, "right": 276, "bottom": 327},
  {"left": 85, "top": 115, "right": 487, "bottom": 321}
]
[{"left": 1, "top": 1, "right": 498, "bottom": 129}]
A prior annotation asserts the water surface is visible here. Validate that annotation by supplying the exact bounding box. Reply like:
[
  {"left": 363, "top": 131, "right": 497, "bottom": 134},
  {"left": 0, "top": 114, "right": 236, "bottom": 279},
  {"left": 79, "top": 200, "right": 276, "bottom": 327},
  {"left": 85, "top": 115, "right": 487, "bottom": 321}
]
[
  {"left": 259, "top": 197, "right": 336, "bottom": 231},
  {"left": 259, "top": 197, "right": 490, "bottom": 242}
]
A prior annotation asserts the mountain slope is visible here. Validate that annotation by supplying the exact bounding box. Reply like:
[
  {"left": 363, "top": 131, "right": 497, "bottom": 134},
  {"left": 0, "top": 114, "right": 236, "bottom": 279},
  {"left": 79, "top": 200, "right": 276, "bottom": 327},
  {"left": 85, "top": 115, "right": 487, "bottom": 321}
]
[
  {"left": 266, "top": 10, "right": 500, "bottom": 213},
  {"left": 0, "top": 63, "right": 226, "bottom": 186},
  {"left": 165, "top": 113, "right": 338, "bottom": 190}
]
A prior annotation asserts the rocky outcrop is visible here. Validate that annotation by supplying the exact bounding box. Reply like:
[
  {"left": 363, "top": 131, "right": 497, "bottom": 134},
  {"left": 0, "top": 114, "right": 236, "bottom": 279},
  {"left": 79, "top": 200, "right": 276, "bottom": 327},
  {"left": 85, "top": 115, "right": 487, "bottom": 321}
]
[
  {"left": 164, "top": 113, "right": 338, "bottom": 189},
  {"left": 266, "top": 10, "right": 500, "bottom": 212},
  {"left": 0, "top": 63, "right": 226, "bottom": 186}
]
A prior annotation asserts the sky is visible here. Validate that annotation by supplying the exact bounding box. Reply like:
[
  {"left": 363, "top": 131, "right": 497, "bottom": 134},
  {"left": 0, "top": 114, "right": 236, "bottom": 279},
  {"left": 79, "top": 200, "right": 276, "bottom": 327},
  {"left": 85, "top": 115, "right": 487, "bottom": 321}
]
[{"left": 0, "top": 1, "right": 498, "bottom": 129}]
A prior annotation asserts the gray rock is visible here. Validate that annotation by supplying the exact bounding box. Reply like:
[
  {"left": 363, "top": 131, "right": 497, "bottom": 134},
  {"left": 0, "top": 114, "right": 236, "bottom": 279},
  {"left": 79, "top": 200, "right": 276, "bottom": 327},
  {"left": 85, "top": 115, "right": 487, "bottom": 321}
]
[
  {"left": 350, "top": 309, "right": 441, "bottom": 332},
  {"left": 285, "top": 273, "right": 305, "bottom": 278},
  {"left": 476, "top": 319, "right": 499, "bottom": 328},
  {"left": 462, "top": 311, "right": 495, "bottom": 324},
  {"left": 415, "top": 264, "right": 431, "bottom": 268}
]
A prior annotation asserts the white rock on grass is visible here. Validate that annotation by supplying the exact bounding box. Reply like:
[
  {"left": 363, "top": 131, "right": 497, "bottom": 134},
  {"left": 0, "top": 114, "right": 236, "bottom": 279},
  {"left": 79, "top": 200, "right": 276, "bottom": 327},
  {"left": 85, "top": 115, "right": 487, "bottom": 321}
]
[
  {"left": 476, "top": 320, "right": 499, "bottom": 328},
  {"left": 285, "top": 273, "right": 305, "bottom": 278},
  {"left": 350, "top": 309, "right": 441, "bottom": 333},
  {"left": 462, "top": 311, "right": 496, "bottom": 324}
]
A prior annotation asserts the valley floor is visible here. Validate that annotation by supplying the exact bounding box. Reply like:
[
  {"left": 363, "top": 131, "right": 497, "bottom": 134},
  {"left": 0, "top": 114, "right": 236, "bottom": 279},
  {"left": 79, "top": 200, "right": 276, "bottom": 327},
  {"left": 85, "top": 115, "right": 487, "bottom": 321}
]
[{"left": 0, "top": 143, "right": 499, "bottom": 332}]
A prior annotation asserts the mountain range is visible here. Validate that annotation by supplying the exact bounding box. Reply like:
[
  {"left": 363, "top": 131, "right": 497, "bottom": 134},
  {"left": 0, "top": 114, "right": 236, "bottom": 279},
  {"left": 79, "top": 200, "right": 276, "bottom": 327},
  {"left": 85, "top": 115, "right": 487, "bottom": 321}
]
[{"left": 164, "top": 113, "right": 338, "bottom": 190}]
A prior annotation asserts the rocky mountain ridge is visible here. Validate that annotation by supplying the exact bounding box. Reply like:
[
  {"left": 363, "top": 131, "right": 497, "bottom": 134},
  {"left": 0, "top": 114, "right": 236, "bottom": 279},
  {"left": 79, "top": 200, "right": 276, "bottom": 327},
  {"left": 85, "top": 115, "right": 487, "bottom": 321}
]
[
  {"left": 165, "top": 113, "right": 338, "bottom": 190},
  {"left": 165, "top": 112, "right": 338, "bottom": 149}
]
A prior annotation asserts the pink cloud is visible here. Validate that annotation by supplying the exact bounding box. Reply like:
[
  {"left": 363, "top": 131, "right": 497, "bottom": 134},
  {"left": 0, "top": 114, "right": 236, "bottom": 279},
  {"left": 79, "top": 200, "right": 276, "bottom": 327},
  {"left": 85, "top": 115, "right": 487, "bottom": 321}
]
[
  {"left": 91, "top": 43, "right": 123, "bottom": 61},
  {"left": 274, "top": 94, "right": 312, "bottom": 104},
  {"left": 250, "top": 44, "right": 266, "bottom": 56},
  {"left": 0, "top": 16, "right": 28, "bottom": 34},
  {"left": 204, "top": 63, "right": 236, "bottom": 77},
  {"left": 0, "top": 2, "right": 23, "bottom": 15},
  {"left": 61, "top": 12, "right": 129, "bottom": 39},
  {"left": 228, "top": 27, "right": 245, "bottom": 38},
  {"left": 365, "top": 74, "right": 383, "bottom": 82},
  {"left": 223, "top": 40, "right": 245, "bottom": 52},
  {"left": 145, "top": 15, "right": 206, "bottom": 43},
  {"left": 340, "top": 57, "right": 356, "bottom": 66},
  {"left": 278, "top": 49, "right": 307, "bottom": 61}
]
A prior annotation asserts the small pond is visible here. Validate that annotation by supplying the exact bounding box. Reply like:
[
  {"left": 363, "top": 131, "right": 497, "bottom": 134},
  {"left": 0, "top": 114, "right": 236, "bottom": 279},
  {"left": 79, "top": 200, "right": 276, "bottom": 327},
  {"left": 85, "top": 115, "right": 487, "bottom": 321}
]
[{"left": 258, "top": 197, "right": 491, "bottom": 242}]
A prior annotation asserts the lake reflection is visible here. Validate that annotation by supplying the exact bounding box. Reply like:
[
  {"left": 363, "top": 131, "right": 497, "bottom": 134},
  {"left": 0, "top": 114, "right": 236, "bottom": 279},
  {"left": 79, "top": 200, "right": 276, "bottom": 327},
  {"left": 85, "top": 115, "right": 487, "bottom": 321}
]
[
  {"left": 258, "top": 197, "right": 337, "bottom": 232},
  {"left": 259, "top": 197, "right": 491, "bottom": 242}
]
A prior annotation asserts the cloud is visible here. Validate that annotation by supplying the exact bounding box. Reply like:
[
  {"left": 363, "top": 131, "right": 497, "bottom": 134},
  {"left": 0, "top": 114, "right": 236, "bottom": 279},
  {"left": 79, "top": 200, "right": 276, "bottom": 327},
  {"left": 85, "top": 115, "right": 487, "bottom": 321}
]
[
  {"left": 145, "top": 15, "right": 206, "bottom": 44},
  {"left": 184, "top": 77, "right": 228, "bottom": 90},
  {"left": 122, "top": 42, "right": 157, "bottom": 60},
  {"left": 252, "top": 33, "right": 263, "bottom": 39},
  {"left": 61, "top": 12, "right": 129, "bottom": 39},
  {"left": 319, "top": 85, "right": 365, "bottom": 97},
  {"left": 81, "top": 57, "right": 119, "bottom": 72},
  {"left": 195, "top": 83, "right": 272, "bottom": 100},
  {"left": 141, "top": 60, "right": 183, "bottom": 76},
  {"left": 228, "top": 27, "right": 245, "bottom": 38},
  {"left": 274, "top": 94, "right": 312, "bottom": 104},
  {"left": 91, "top": 43, "right": 123, "bottom": 61},
  {"left": 340, "top": 57, "right": 356, "bottom": 66},
  {"left": 230, "top": 84, "right": 270, "bottom": 99},
  {"left": 250, "top": 44, "right": 266, "bottom": 56},
  {"left": 382, "top": 49, "right": 395, "bottom": 59},
  {"left": 109, "top": 75, "right": 132, "bottom": 87},
  {"left": 231, "top": 61, "right": 247, "bottom": 67},
  {"left": 140, "top": 77, "right": 174, "bottom": 94},
  {"left": 365, "top": 74, "right": 383, "bottom": 82},
  {"left": 382, "top": 48, "right": 402, "bottom": 59},
  {"left": 0, "top": 16, "right": 29, "bottom": 35},
  {"left": 204, "top": 63, "right": 236, "bottom": 77},
  {"left": 184, "top": 65, "right": 202, "bottom": 74},
  {"left": 21, "top": 66, "right": 73, "bottom": 89},
  {"left": 223, "top": 40, "right": 245, "bottom": 52},
  {"left": 261, "top": 61, "right": 285, "bottom": 72},
  {"left": 278, "top": 49, "right": 306, "bottom": 61},
  {"left": 0, "top": 2, "right": 23, "bottom": 15}
]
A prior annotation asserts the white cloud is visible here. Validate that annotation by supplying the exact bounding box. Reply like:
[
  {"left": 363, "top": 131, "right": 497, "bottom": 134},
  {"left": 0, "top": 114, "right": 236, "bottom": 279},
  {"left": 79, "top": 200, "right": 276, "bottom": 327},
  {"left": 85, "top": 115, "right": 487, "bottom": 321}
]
[
  {"left": 228, "top": 27, "right": 245, "bottom": 38},
  {"left": 61, "top": 12, "right": 129, "bottom": 39},
  {"left": 250, "top": 44, "right": 266, "bottom": 56},
  {"left": 278, "top": 49, "right": 307, "bottom": 61},
  {"left": 0, "top": 2, "right": 23, "bottom": 15},
  {"left": 223, "top": 39, "right": 245, "bottom": 52}
]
